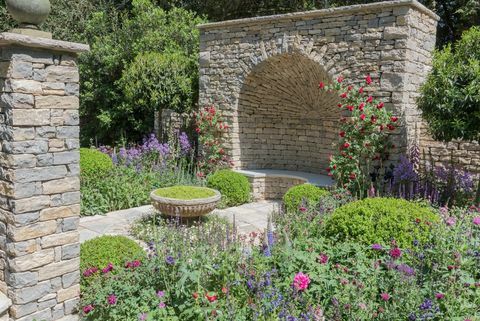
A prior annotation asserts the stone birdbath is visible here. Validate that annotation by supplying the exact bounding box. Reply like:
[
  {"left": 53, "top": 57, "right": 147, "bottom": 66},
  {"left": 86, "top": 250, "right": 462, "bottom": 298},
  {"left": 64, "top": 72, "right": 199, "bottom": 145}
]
[
  {"left": 5, "top": 0, "right": 52, "bottom": 38},
  {"left": 150, "top": 186, "right": 221, "bottom": 218}
]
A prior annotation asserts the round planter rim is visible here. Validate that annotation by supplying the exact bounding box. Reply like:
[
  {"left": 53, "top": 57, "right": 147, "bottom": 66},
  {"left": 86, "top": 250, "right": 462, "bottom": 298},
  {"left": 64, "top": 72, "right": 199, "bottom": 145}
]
[{"left": 150, "top": 187, "right": 221, "bottom": 206}]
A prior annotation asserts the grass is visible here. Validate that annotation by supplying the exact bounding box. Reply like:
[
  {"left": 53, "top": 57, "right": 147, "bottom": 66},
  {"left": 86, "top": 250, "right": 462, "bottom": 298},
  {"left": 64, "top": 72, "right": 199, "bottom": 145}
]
[{"left": 154, "top": 185, "right": 216, "bottom": 200}]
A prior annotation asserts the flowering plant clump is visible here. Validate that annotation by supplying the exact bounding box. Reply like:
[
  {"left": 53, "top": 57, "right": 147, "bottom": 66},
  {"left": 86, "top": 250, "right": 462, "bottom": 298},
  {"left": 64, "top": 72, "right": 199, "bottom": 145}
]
[
  {"left": 194, "top": 106, "right": 233, "bottom": 176},
  {"left": 322, "top": 75, "right": 397, "bottom": 197}
]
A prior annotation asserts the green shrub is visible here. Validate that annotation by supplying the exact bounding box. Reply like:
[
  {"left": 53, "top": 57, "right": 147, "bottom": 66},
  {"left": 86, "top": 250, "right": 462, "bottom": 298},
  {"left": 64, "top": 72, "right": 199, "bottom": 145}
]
[
  {"left": 80, "top": 148, "right": 113, "bottom": 178},
  {"left": 207, "top": 169, "right": 250, "bottom": 207},
  {"left": 80, "top": 235, "right": 144, "bottom": 273},
  {"left": 154, "top": 186, "right": 216, "bottom": 199},
  {"left": 283, "top": 184, "right": 330, "bottom": 212},
  {"left": 323, "top": 198, "right": 439, "bottom": 248}
]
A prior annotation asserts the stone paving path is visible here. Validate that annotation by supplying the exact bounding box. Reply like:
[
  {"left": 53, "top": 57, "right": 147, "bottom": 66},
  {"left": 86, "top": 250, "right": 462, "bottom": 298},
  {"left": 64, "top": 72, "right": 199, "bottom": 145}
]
[{"left": 79, "top": 200, "right": 280, "bottom": 243}]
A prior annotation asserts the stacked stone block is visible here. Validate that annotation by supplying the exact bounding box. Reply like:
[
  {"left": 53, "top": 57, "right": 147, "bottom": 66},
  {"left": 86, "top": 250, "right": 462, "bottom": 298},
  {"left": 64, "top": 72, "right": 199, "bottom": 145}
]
[
  {"left": 0, "top": 33, "right": 88, "bottom": 321},
  {"left": 198, "top": 0, "right": 445, "bottom": 174}
]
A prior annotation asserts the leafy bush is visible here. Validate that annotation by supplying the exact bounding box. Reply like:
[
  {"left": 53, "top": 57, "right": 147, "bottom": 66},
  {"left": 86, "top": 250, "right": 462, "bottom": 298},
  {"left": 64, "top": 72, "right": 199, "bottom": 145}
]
[
  {"left": 154, "top": 186, "right": 216, "bottom": 199},
  {"left": 207, "top": 169, "right": 250, "bottom": 207},
  {"left": 80, "top": 148, "right": 113, "bottom": 178},
  {"left": 80, "top": 235, "right": 144, "bottom": 277},
  {"left": 418, "top": 26, "right": 480, "bottom": 143},
  {"left": 283, "top": 183, "right": 330, "bottom": 212},
  {"left": 324, "top": 197, "right": 439, "bottom": 248}
]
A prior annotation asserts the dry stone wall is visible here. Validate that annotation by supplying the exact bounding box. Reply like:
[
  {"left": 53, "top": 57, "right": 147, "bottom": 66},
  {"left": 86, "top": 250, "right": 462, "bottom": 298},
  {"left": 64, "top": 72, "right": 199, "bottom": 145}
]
[
  {"left": 0, "top": 33, "right": 88, "bottom": 321},
  {"left": 198, "top": 0, "right": 441, "bottom": 174}
]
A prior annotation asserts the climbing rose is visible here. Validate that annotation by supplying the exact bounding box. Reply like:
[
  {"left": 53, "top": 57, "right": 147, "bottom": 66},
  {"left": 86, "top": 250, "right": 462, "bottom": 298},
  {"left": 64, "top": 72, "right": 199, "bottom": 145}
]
[
  {"left": 390, "top": 248, "right": 402, "bottom": 259},
  {"left": 340, "top": 92, "right": 348, "bottom": 98},
  {"left": 387, "top": 124, "right": 395, "bottom": 131},
  {"left": 360, "top": 114, "right": 366, "bottom": 121},
  {"left": 473, "top": 217, "right": 480, "bottom": 225},
  {"left": 192, "top": 292, "right": 199, "bottom": 299},
  {"left": 380, "top": 293, "right": 391, "bottom": 301},
  {"left": 319, "top": 81, "right": 325, "bottom": 89},
  {"left": 337, "top": 76, "right": 344, "bottom": 83},
  {"left": 359, "top": 87, "right": 364, "bottom": 93},
  {"left": 107, "top": 294, "right": 117, "bottom": 305},
  {"left": 377, "top": 102, "right": 384, "bottom": 109},
  {"left": 293, "top": 272, "right": 311, "bottom": 291},
  {"left": 366, "top": 96, "right": 373, "bottom": 103},
  {"left": 366, "top": 74, "right": 372, "bottom": 84},
  {"left": 358, "top": 102, "right": 365, "bottom": 111},
  {"left": 343, "top": 142, "right": 350, "bottom": 148},
  {"left": 390, "top": 116, "right": 398, "bottom": 122},
  {"left": 205, "top": 293, "right": 217, "bottom": 302},
  {"left": 339, "top": 131, "right": 345, "bottom": 137}
]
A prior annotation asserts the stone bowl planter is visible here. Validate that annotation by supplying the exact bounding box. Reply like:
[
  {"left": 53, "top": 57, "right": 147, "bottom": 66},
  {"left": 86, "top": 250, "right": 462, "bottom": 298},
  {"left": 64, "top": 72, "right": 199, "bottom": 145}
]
[
  {"left": 150, "top": 186, "right": 221, "bottom": 218},
  {"left": 6, "top": 0, "right": 51, "bottom": 26}
]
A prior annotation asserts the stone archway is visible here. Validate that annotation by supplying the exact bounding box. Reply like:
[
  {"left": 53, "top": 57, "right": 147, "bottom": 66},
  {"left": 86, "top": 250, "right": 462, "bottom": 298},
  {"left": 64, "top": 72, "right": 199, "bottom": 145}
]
[
  {"left": 198, "top": 0, "right": 440, "bottom": 172},
  {"left": 237, "top": 53, "right": 339, "bottom": 174}
]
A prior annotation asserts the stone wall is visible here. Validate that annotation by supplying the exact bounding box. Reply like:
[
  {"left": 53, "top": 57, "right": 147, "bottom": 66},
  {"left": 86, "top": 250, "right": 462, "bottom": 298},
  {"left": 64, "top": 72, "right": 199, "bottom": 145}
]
[
  {"left": 198, "top": 0, "right": 441, "bottom": 174},
  {"left": 0, "top": 33, "right": 88, "bottom": 321}
]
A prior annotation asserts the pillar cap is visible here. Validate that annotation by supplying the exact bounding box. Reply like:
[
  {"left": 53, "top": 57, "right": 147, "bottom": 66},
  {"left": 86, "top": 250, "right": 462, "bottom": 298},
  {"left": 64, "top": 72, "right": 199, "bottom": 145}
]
[{"left": 0, "top": 32, "right": 89, "bottom": 54}]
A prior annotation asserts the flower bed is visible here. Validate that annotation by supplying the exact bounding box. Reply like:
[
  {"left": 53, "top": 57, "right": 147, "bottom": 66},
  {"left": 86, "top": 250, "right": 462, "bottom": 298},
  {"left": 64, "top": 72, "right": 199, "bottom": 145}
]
[{"left": 80, "top": 197, "right": 480, "bottom": 320}]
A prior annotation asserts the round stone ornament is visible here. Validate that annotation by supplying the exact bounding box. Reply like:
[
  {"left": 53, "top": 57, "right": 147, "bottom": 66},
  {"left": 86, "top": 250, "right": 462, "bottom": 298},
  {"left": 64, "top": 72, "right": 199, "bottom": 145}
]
[{"left": 6, "top": 0, "right": 51, "bottom": 26}]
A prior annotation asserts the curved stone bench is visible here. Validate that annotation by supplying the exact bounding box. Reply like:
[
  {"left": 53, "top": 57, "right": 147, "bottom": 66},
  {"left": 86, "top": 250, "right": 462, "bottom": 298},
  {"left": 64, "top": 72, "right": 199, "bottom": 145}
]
[{"left": 234, "top": 169, "right": 333, "bottom": 201}]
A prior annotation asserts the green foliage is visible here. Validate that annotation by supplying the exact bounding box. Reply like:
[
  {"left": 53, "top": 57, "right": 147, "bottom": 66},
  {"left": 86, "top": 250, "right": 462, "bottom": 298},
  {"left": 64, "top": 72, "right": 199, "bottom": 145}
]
[
  {"left": 283, "top": 184, "right": 330, "bottom": 212},
  {"left": 79, "top": 1, "right": 205, "bottom": 145},
  {"left": 80, "top": 148, "right": 113, "bottom": 178},
  {"left": 120, "top": 51, "right": 195, "bottom": 123},
  {"left": 81, "top": 165, "right": 199, "bottom": 216},
  {"left": 418, "top": 26, "right": 480, "bottom": 143},
  {"left": 80, "top": 235, "right": 144, "bottom": 280},
  {"left": 154, "top": 186, "right": 216, "bottom": 199},
  {"left": 207, "top": 169, "right": 250, "bottom": 207},
  {"left": 324, "top": 198, "right": 440, "bottom": 248}
]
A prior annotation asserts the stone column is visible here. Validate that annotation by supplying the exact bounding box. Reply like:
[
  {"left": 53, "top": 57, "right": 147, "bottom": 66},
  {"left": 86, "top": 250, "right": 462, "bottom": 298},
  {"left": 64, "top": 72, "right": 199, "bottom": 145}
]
[{"left": 0, "top": 33, "right": 88, "bottom": 321}]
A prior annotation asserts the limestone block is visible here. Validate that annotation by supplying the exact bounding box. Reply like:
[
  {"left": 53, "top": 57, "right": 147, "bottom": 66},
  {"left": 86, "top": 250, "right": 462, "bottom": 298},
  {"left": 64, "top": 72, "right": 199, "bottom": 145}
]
[
  {"left": 42, "top": 177, "right": 79, "bottom": 195},
  {"left": 9, "top": 79, "right": 42, "bottom": 94},
  {"left": 45, "top": 66, "right": 79, "bottom": 83},
  {"left": 37, "top": 258, "right": 80, "bottom": 281},
  {"left": 41, "top": 231, "right": 78, "bottom": 249},
  {"left": 11, "top": 109, "right": 50, "bottom": 126},
  {"left": 9, "top": 249, "right": 54, "bottom": 272},
  {"left": 39, "top": 205, "right": 79, "bottom": 221},
  {"left": 7, "top": 219, "right": 56, "bottom": 241},
  {"left": 57, "top": 284, "right": 80, "bottom": 303},
  {"left": 35, "top": 96, "right": 79, "bottom": 109}
]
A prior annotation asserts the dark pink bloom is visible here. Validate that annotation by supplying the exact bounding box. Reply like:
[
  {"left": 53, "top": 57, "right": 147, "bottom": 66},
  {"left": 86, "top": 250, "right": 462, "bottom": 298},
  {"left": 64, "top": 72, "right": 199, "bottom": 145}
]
[
  {"left": 380, "top": 293, "right": 390, "bottom": 301},
  {"left": 102, "top": 263, "right": 113, "bottom": 274},
  {"left": 366, "top": 74, "right": 372, "bottom": 84},
  {"left": 360, "top": 114, "right": 366, "bottom": 121},
  {"left": 293, "top": 272, "right": 311, "bottom": 291},
  {"left": 83, "top": 305, "right": 94, "bottom": 314},
  {"left": 158, "top": 302, "right": 166, "bottom": 309},
  {"left": 435, "top": 293, "right": 445, "bottom": 300},
  {"left": 473, "top": 217, "right": 480, "bottom": 225},
  {"left": 319, "top": 82, "right": 325, "bottom": 89},
  {"left": 318, "top": 253, "right": 329, "bottom": 264},
  {"left": 366, "top": 96, "right": 373, "bottom": 103},
  {"left": 83, "top": 267, "right": 98, "bottom": 277},
  {"left": 389, "top": 248, "right": 402, "bottom": 259},
  {"left": 107, "top": 294, "right": 117, "bottom": 305},
  {"left": 299, "top": 206, "right": 307, "bottom": 212},
  {"left": 337, "top": 76, "right": 344, "bottom": 83}
]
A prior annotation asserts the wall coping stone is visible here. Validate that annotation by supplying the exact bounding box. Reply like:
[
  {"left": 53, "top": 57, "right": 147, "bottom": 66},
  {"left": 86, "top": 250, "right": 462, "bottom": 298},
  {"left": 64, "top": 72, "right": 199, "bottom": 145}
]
[
  {"left": 0, "top": 292, "right": 12, "bottom": 315},
  {"left": 198, "top": 0, "right": 439, "bottom": 30},
  {"left": 0, "top": 32, "right": 89, "bottom": 54},
  {"left": 234, "top": 169, "right": 333, "bottom": 187}
]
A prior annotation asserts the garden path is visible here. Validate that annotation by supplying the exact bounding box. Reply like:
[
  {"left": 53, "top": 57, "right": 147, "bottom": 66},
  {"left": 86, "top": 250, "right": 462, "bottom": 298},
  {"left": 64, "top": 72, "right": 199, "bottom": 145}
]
[{"left": 79, "top": 200, "right": 280, "bottom": 243}]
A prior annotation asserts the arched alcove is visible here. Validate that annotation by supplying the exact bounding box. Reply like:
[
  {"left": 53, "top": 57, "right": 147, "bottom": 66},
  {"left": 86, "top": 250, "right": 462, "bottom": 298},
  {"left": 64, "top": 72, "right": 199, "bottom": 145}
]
[{"left": 235, "top": 53, "right": 340, "bottom": 174}]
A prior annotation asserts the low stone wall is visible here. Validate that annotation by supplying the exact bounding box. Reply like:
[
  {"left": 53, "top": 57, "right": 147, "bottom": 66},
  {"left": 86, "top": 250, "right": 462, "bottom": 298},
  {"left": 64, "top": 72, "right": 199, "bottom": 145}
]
[{"left": 246, "top": 175, "right": 306, "bottom": 201}]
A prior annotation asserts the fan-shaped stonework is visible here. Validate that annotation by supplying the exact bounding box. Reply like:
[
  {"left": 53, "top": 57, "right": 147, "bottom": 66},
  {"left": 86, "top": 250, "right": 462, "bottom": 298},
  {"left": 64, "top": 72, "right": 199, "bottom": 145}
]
[{"left": 238, "top": 53, "right": 339, "bottom": 173}]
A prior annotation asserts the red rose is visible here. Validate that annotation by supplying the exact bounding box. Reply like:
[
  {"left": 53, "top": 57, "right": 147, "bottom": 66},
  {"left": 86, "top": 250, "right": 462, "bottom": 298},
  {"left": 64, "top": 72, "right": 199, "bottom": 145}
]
[
  {"left": 366, "top": 96, "right": 373, "bottom": 103},
  {"left": 358, "top": 102, "right": 365, "bottom": 111},
  {"left": 319, "top": 81, "right": 325, "bottom": 89},
  {"left": 349, "top": 173, "right": 356, "bottom": 180},
  {"left": 365, "top": 74, "right": 372, "bottom": 85},
  {"left": 192, "top": 292, "right": 199, "bottom": 299},
  {"left": 339, "top": 131, "right": 345, "bottom": 137},
  {"left": 340, "top": 92, "right": 348, "bottom": 98},
  {"left": 379, "top": 125, "right": 384, "bottom": 131},
  {"left": 390, "top": 116, "right": 398, "bottom": 122},
  {"left": 371, "top": 115, "right": 377, "bottom": 123},
  {"left": 347, "top": 85, "right": 353, "bottom": 91},
  {"left": 359, "top": 87, "right": 364, "bottom": 93},
  {"left": 377, "top": 102, "right": 384, "bottom": 109},
  {"left": 195, "top": 127, "right": 201, "bottom": 133},
  {"left": 337, "top": 103, "right": 343, "bottom": 108},
  {"left": 343, "top": 142, "right": 350, "bottom": 148},
  {"left": 346, "top": 105, "right": 354, "bottom": 111},
  {"left": 360, "top": 114, "right": 366, "bottom": 120},
  {"left": 205, "top": 293, "right": 217, "bottom": 302},
  {"left": 337, "top": 76, "right": 344, "bottom": 83},
  {"left": 387, "top": 124, "right": 395, "bottom": 131}
]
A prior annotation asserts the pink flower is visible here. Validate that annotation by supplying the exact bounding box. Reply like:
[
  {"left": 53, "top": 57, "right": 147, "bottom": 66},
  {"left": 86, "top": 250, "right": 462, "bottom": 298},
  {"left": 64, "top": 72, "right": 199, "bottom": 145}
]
[
  {"left": 107, "top": 294, "right": 117, "bottom": 305},
  {"left": 365, "top": 74, "right": 372, "bottom": 84},
  {"left": 299, "top": 206, "right": 307, "bottom": 212},
  {"left": 319, "top": 82, "right": 325, "bottom": 89},
  {"left": 380, "top": 293, "right": 390, "bottom": 301},
  {"left": 83, "top": 305, "right": 94, "bottom": 314},
  {"left": 389, "top": 248, "right": 402, "bottom": 259},
  {"left": 158, "top": 302, "right": 166, "bottom": 309},
  {"left": 83, "top": 267, "right": 98, "bottom": 277},
  {"left": 318, "top": 253, "right": 329, "bottom": 264},
  {"left": 157, "top": 290, "right": 165, "bottom": 298},
  {"left": 445, "top": 217, "right": 456, "bottom": 226},
  {"left": 102, "top": 263, "right": 113, "bottom": 274},
  {"left": 359, "top": 87, "right": 364, "bottom": 93},
  {"left": 343, "top": 142, "right": 350, "bottom": 148},
  {"left": 473, "top": 217, "right": 480, "bottom": 225},
  {"left": 435, "top": 293, "right": 445, "bottom": 300},
  {"left": 293, "top": 272, "right": 311, "bottom": 291}
]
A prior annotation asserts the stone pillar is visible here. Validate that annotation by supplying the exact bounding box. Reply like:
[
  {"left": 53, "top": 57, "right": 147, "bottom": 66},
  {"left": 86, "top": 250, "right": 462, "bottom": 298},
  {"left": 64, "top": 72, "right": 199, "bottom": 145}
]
[{"left": 0, "top": 33, "right": 88, "bottom": 321}]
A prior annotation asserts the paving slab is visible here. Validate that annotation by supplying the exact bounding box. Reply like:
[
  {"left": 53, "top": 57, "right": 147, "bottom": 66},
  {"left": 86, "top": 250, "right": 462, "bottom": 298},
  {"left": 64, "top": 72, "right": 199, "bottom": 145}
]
[{"left": 79, "top": 201, "right": 280, "bottom": 243}]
